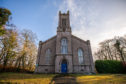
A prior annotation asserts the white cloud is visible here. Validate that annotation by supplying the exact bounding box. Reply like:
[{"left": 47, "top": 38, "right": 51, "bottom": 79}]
[{"left": 57, "top": 0, "right": 126, "bottom": 53}]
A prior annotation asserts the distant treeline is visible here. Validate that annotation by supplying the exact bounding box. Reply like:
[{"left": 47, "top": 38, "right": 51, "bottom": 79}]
[{"left": 95, "top": 35, "right": 126, "bottom": 61}]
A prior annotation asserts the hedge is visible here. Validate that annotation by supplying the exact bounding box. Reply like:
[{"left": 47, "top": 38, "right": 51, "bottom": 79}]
[{"left": 95, "top": 60, "right": 126, "bottom": 73}]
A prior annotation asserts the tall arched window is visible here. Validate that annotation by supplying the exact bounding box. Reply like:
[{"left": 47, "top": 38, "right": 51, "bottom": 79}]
[
  {"left": 45, "top": 49, "right": 51, "bottom": 64},
  {"left": 61, "top": 38, "right": 68, "bottom": 54},
  {"left": 78, "top": 48, "right": 84, "bottom": 64}
]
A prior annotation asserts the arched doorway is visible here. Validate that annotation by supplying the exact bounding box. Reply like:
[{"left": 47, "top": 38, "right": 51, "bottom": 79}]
[{"left": 61, "top": 59, "right": 67, "bottom": 73}]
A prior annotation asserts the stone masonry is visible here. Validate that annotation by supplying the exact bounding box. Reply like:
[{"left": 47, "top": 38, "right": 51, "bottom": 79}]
[{"left": 35, "top": 11, "right": 95, "bottom": 74}]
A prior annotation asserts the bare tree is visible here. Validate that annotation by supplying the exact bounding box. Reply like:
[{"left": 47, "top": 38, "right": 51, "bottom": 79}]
[
  {"left": 15, "top": 29, "right": 37, "bottom": 70},
  {"left": 95, "top": 36, "right": 126, "bottom": 61}
]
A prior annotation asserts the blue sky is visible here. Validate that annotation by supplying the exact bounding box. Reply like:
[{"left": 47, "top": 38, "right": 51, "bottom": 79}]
[
  {"left": 0, "top": 0, "right": 60, "bottom": 41},
  {"left": 0, "top": 0, "right": 126, "bottom": 53}
]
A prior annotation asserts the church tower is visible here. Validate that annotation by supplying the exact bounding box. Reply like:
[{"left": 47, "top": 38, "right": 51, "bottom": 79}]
[
  {"left": 55, "top": 11, "right": 73, "bottom": 73},
  {"left": 57, "top": 11, "right": 71, "bottom": 32}
]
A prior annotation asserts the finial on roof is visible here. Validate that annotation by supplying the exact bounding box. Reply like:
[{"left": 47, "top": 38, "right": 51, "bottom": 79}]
[
  {"left": 39, "top": 41, "right": 42, "bottom": 45},
  {"left": 87, "top": 40, "right": 90, "bottom": 45},
  {"left": 67, "top": 10, "right": 69, "bottom": 14},
  {"left": 59, "top": 11, "right": 61, "bottom": 15}
]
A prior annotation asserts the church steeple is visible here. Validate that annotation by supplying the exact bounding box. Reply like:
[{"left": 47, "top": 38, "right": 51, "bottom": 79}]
[{"left": 57, "top": 11, "right": 71, "bottom": 32}]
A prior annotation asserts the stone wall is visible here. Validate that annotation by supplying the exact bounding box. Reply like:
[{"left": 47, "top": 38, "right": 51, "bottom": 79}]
[
  {"left": 72, "top": 35, "right": 94, "bottom": 73},
  {"left": 73, "top": 65, "right": 91, "bottom": 73},
  {"left": 35, "top": 65, "right": 55, "bottom": 73},
  {"left": 35, "top": 34, "right": 95, "bottom": 74},
  {"left": 35, "top": 36, "right": 56, "bottom": 73}
]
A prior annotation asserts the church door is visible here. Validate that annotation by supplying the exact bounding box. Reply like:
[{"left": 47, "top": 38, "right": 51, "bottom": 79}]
[{"left": 61, "top": 60, "right": 67, "bottom": 73}]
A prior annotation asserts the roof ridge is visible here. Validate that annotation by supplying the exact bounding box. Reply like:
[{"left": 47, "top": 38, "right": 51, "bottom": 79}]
[
  {"left": 72, "top": 35, "right": 88, "bottom": 43},
  {"left": 42, "top": 35, "right": 56, "bottom": 43}
]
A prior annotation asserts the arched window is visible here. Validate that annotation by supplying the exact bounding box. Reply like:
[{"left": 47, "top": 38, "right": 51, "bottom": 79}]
[
  {"left": 45, "top": 49, "right": 51, "bottom": 64},
  {"left": 78, "top": 48, "right": 84, "bottom": 64},
  {"left": 61, "top": 38, "right": 68, "bottom": 54}
]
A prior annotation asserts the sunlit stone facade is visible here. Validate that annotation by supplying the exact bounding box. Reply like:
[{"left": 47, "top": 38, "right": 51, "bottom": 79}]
[{"left": 35, "top": 11, "right": 95, "bottom": 74}]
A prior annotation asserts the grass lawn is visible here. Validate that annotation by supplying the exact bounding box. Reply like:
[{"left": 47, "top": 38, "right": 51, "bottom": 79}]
[
  {"left": 74, "top": 74, "right": 126, "bottom": 84},
  {"left": 0, "top": 73, "right": 126, "bottom": 84},
  {"left": 0, "top": 72, "right": 56, "bottom": 84}
]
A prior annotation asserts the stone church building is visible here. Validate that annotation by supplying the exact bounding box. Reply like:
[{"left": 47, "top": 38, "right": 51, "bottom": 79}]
[{"left": 35, "top": 11, "right": 95, "bottom": 74}]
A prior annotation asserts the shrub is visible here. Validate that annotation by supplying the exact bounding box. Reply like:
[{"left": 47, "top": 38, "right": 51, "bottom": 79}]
[
  {"left": 95, "top": 60, "right": 126, "bottom": 73},
  {"left": 0, "top": 65, "right": 34, "bottom": 73}
]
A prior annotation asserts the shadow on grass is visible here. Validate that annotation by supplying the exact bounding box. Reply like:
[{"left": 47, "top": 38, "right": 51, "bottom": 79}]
[
  {"left": 0, "top": 82, "right": 18, "bottom": 84},
  {"left": 0, "top": 72, "right": 55, "bottom": 80}
]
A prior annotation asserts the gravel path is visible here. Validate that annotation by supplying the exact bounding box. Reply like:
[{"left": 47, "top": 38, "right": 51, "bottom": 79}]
[{"left": 50, "top": 74, "right": 78, "bottom": 84}]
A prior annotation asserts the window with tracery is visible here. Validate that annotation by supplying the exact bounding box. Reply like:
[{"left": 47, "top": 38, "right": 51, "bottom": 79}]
[
  {"left": 61, "top": 38, "right": 68, "bottom": 54},
  {"left": 45, "top": 49, "right": 51, "bottom": 64},
  {"left": 78, "top": 48, "right": 84, "bottom": 64}
]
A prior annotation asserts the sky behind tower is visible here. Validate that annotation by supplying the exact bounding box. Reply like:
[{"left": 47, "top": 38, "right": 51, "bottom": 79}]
[{"left": 0, "top": 0, "right": 126, "bottom": 53}]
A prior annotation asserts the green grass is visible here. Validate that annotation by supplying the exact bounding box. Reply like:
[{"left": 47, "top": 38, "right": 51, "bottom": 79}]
[{"left": 0, "top": 73, "right": 126, "bottom": 84}]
